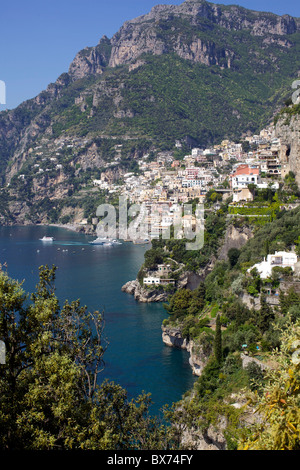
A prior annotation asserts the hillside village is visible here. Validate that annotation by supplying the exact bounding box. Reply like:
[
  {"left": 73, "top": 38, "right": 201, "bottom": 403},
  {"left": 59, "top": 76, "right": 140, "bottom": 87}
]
[
  {"left": 89, "top": 122, "right": 296, "bottom": 241},
  {"left": 2, "top": 112, "right": 300, "bottom": 296},
  {"left": 4, "top": 117, "right": 298, "bottom": 247},
  {"left": 92, "top": 125, "right": 281, "bottom": 206}
]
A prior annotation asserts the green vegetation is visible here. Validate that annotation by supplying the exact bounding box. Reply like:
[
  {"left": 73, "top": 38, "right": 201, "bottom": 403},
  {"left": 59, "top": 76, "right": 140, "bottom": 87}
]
[
  {"left": 0, "top": 265, "right": 176, "bottom": 450},
  {"left": 274, "top": 102, "right": 300, "bottom": 126},
  {"left": 140, "top": 208, "right": 228, "bottom": 282},
  {"left": 158, "top": 204, "right": 300, "bottom": 449},
  {"left": 228, "top": 179, "right": 300, "bottom": 227}
]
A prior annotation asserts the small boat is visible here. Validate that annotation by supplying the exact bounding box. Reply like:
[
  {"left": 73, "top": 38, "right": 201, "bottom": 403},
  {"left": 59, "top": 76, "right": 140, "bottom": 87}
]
[
  {"left": 89, "top": 237, "right": 122, "bottom": 245},
  {"left": 111, "top": 239, "right": 122, "bottom": 245},
  {"left": 40, "top": 236, "right": 54, "bottom": 242},
  {"left": 133, "top": 238, "right": 150, "bottom": 245},
  {"left": 89, "top": 237, "right": 106, "bottom": 245}
]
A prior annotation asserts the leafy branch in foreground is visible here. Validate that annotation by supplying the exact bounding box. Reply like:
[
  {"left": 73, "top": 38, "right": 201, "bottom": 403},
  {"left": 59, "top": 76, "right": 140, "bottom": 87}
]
[
  {"left": 238, "top": 317, "right": 300, "bottom": 450},
  {"left": 0, "top": 265, "right": 173, "bottom": 450}
]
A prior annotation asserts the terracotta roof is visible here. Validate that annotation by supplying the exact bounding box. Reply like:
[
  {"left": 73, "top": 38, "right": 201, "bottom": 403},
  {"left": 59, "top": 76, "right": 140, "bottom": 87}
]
[{"left": 232, "top": 165, "right": 259, "bottom": 177}]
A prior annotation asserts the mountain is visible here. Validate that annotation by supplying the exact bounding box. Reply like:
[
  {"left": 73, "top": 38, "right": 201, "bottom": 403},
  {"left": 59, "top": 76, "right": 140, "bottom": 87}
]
[{"left": 0, "top": 0, "right": 300, "bottom": 224}]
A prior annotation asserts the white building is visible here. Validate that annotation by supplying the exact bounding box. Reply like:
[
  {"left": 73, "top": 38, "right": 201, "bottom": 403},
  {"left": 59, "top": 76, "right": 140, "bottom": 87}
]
[
  {"left": 248, "top": 251, "right": 298, "bottom": 279},
  {"left": 230, "top": 164, "right": 261, "bottom": 189},
  {"left": 191, "top": 148, "right": 203, "bottom": 157},
  {"left": 182, "top": 179, "right": 203, "bottom": 188},
  {"left": 143, "top": 277, "right": 161, "bottom": 285}
]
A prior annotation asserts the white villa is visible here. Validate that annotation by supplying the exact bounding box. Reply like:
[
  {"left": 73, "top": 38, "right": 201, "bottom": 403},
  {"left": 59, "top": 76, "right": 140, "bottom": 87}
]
[
  {"left": 230, "top": 164, "right": 261, "bottom": 189},
  {"left": 248, "top": 251, "right": 298, "bottom": 279},
  {"left": 143, "top": 274, "right": 175, "bottom": 286},
  {"left": 143, "top": 277, "right": 161, "bottom": 286}
]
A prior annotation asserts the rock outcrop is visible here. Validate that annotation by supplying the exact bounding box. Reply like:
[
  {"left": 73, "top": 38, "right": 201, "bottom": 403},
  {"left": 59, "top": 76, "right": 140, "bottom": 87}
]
[
  {"left": 218, "top": 223, "right": 254, "bottom": 261},
  {"left": 181, "top": 391, "right": 263, "bottom": 450},
  {"left": 276, "top": 112, "right": 300, "bottom": 185},
  {"left": 162, "top": 325, "right": 212, "bottom": 376},
  {"left": 121, "top": 279, "right": 169, "bottom": 303}
]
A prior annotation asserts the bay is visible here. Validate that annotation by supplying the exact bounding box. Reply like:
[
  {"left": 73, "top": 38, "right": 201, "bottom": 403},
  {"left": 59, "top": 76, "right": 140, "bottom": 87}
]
[{"left": 0, "top": 225, "right": 196, "bottom": 416}]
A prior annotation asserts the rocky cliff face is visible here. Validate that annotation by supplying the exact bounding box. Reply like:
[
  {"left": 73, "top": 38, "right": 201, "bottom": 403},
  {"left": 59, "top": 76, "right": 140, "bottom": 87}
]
[
  {"left": 276, "top": 112, "right": 300, "bottom": 185},
  {"left": 162, "top": 325, "right": 212, "bottom": 376},
  {"left": 121, "top": 279, "right": 169, "bottom": 303},
  {"left": 218, "top": 223, "right": 253, "bottom": 261},
  {"left": 68, "top": 0, "right": 300, "bottom": 80}
]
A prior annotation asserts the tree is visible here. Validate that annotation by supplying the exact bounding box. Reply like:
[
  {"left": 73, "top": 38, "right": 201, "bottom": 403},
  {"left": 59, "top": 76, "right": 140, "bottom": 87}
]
[
  {"left": 144, "top": 247, "right": 164, "bottom": 269},
  {"left": 214, "top": 314, "right": 223, "bottom": 364},
  {"left": 256, "top": 295, "right": 274, "bottom": 334},
  {"left": 164, "top": 288, "right": 193, "bottom": 315},
  {"left": 0, "top": 265, "right": 170, "bottom": 450},
  {"left": 227, "top": 247, "right": 240, "bottom": 268}
]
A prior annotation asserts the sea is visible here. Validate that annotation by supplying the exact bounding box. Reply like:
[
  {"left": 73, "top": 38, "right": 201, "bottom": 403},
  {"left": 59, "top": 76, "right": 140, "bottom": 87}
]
[{"left": 0, "top": 225, "right": 196, "bottom": 417}]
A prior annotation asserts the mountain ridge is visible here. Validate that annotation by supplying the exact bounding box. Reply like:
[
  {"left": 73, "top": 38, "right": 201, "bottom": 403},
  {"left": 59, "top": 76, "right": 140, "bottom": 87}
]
[
  {"left": 0, "top": 0, "right": 300, "bottom": 224},
  {"left": 68, "top": 0, "right": 300, "bottom": 80}
]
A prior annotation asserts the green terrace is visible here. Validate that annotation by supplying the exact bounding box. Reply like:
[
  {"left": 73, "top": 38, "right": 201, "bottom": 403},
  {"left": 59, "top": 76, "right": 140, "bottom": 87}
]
[{"left": 228, "top": 201, "right": 283, "bottom": 225}]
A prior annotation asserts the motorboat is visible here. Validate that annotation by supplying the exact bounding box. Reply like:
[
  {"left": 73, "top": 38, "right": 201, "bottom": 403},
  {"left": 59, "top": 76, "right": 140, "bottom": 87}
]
[
  {"left": 111, "top": 239, "right": 122, "bottom": 245},
  {"left": 89, "top": 237, "right": 107, "bottom": 245},
  {"left": 40, "top": 236, "right": 54, "bottom": 242},
  {"left": 89, "top": 237, "right": 122, "bottom": 245}
]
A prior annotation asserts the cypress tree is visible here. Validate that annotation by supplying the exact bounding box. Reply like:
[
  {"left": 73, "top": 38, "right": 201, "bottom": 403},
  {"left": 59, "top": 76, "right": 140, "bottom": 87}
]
[{"left": 214, "top": 314, "right": 222, "bottom": 364}]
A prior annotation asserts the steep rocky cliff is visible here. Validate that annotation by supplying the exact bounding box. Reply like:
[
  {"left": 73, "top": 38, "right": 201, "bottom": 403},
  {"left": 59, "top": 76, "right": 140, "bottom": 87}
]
[
  {"left": 276, "top": 108, "right": 300, "bottom": 184},
  {"left": 68, "top": 0, "right": 300, "bottom": 79},
  {"left": 162, "top": 325, "right": 212, "bottom": 376}
]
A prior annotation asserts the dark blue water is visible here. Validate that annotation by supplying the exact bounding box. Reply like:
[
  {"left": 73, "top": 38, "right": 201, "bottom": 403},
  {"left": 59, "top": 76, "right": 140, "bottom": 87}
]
[{"left": 0, "top": 225, "right": 195, "bottom": 416}]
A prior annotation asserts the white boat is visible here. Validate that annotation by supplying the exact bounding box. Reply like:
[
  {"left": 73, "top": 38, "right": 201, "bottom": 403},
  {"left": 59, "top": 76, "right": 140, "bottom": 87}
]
[
  {"left": 111, "top": 239, "right": 122, "bottom": 245},
  {"left": 89, "top": 237, "right": 106, "bottom": 245},
  {"left": 89, "top": 237, "right": 121, "bottom": 245},
  {"left": 40, "top": 236, "right": 54, "bottom": 242}
]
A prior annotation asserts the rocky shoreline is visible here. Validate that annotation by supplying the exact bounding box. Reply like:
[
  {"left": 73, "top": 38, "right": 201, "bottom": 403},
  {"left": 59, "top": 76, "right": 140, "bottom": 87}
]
[
  {"left": 162, "top": 325, "right": 211, "bottom": 377},
  {"left": 48, "top": 222, "right": 96, "bottom": 235},
  {"left": 121, "top": 279, "right": 169, "bottom": 303}
]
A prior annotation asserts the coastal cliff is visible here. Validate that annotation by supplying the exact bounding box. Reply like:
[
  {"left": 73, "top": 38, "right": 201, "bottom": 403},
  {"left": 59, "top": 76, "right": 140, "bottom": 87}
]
[
  {"left": 162, "top": 325, "right": 212, "bottom": 376},
  {"left": 276, "top": 110, "right": 300, "bottom": 185},
  {"left": 122, "top": 219, "right": 253, "bottom": 305},
  {"left": 121, "top": 280, "right": 169, "bottom": 303}
]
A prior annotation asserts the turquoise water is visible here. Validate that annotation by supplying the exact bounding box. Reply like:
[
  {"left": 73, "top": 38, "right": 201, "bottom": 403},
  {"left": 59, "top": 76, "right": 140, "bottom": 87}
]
[{"left": 0, "top": 225, "right": 196, "bottom": 416}]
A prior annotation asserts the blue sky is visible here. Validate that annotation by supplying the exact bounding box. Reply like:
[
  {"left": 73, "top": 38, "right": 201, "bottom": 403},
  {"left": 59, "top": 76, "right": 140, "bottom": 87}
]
[{"left": 1, "top": 0, "right": 300, "bottom": 110}]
